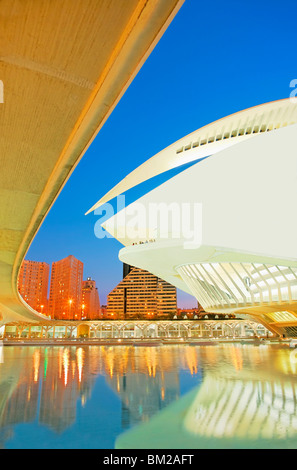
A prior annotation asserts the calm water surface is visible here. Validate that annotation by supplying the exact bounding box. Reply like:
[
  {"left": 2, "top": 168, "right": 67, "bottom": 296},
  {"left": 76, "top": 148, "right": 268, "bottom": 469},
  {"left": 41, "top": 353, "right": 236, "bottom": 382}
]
[{"left": 0, "top": 343, "right": 296, "bottom": 449}]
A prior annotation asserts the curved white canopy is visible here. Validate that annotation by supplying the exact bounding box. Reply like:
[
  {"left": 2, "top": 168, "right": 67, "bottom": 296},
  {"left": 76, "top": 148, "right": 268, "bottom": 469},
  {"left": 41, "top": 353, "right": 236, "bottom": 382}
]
[
  {"left": 86, "top": 98, "right": 297, "bottom": 214},
  {"left": 102, "top": 116, "right": 297, "bottom": 322}
]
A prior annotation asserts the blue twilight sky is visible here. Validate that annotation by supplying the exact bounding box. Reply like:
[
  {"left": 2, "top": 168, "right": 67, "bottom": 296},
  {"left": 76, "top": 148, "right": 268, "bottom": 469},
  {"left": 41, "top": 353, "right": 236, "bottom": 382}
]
[{"left": 27, "top": 0, "right": 297, "bottom": 307}]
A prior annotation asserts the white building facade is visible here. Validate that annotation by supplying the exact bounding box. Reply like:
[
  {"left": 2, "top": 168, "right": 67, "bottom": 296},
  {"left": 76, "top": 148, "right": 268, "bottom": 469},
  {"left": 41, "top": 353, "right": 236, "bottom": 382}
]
[{"left": 89, "top": 99, "right": 297, "bottom": 336}]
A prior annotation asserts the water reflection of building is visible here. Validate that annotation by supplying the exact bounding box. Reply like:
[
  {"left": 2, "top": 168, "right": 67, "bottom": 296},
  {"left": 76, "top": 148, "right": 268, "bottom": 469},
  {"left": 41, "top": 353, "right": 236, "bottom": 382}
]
[
  {"left": 1, "top": 379, "right": 39, "bottom": 427},
  {"left": 0, "top": 351, "right": 27, "bottom": 448},
  {"left": 0, "top": 345, "right": 199, "bottom": 446},
  {"left": 101, "top": 346, "right": 186, "bottom": 428},
  {"left": 108, "top": 370, "right": 180, "bottom": 429},
  {"left": 184, "top": 375, "right": 297, "bottom": 442},
  {"left": 116, "top": 344, "right": 297, "bottom": 449},
  {"left": 39, "top": 349, "right": 77, "bottom": 433},
  {"left": 0, "top": 347, "right": 98, "bottom": 437},
  {"left": 3, "top": 343, "right": 297, "bottom": 449}
]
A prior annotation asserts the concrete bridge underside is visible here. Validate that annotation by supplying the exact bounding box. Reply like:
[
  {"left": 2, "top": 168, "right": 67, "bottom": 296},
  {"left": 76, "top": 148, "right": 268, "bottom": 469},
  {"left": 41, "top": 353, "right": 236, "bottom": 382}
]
[{"left": 0, "top": 0, "right": 185, "bottom": 324}]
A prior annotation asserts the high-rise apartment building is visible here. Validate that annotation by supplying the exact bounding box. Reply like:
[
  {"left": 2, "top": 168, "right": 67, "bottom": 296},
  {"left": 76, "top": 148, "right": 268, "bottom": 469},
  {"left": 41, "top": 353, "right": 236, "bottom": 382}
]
[
  {"left": 49, "top": 255, "right": 83, "bottom": 320},
  {"left": 123, "top": 263, "right": 132, "bottom": 279},
  {"left": 18, "top": 260, "right": 49, "bottom": 315},
  {"left": 107, "top": 266, "right": 177, "bottom": 319},
  {"left": 81, "top": 278, "right": 100, "bottom": 320}
]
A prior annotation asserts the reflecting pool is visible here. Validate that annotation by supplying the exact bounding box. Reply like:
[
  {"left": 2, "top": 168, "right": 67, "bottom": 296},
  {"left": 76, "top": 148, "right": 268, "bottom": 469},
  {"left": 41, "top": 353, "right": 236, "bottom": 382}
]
[{"left": 0, "top": 344, "right": 297, "bottom": 449}]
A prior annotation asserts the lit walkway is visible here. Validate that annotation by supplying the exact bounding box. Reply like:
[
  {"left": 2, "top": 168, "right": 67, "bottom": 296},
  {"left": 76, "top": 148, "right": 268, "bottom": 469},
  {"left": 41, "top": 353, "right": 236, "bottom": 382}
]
[{"left": 1, "top": 319, "right": 273, "bottom": 341}]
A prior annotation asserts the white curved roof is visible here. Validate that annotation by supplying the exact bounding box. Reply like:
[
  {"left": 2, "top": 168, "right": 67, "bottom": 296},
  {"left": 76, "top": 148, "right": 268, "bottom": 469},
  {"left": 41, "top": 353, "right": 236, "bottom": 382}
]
[
  {"left": 101, "top": 121, "right": 297, "bottom": 312},
  {"left": 86, "top": 98, "right": 297, "bottom": 213}
]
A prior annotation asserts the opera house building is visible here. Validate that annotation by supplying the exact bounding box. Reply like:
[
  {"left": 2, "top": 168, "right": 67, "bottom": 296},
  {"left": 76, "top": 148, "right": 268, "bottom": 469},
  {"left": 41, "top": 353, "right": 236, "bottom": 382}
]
[{"left": 88, "top": 98, "right": 297, "bottom": 337}]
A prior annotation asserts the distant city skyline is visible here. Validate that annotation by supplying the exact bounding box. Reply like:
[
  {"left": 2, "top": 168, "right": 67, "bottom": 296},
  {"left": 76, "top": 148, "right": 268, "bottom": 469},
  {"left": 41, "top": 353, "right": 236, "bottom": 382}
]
[
  {"left": 25, "top": 0, "right": 297, "bottom": 308},
  {"left": 18, "top": 256, "right": 179, "bottom": 320},
  {"left": 18, "top": 255, "right": 101, "bottom": 320}
]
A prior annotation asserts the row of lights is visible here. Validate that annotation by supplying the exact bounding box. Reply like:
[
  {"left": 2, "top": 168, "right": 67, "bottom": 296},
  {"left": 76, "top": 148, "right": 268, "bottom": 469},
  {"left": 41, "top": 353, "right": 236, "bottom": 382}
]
[
  {"left": 39, "top": 299, "right": 87, "bottom": 318},
  {"left": 107, "top": 312, "right": 155, "bottom": 317}
]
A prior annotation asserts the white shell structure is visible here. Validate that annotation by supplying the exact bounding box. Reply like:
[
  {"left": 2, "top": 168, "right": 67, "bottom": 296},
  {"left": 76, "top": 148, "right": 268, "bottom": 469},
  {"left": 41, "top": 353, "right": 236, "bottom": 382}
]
[{"left": 91, "top": 99, "right": 297, "bottom": 336}]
